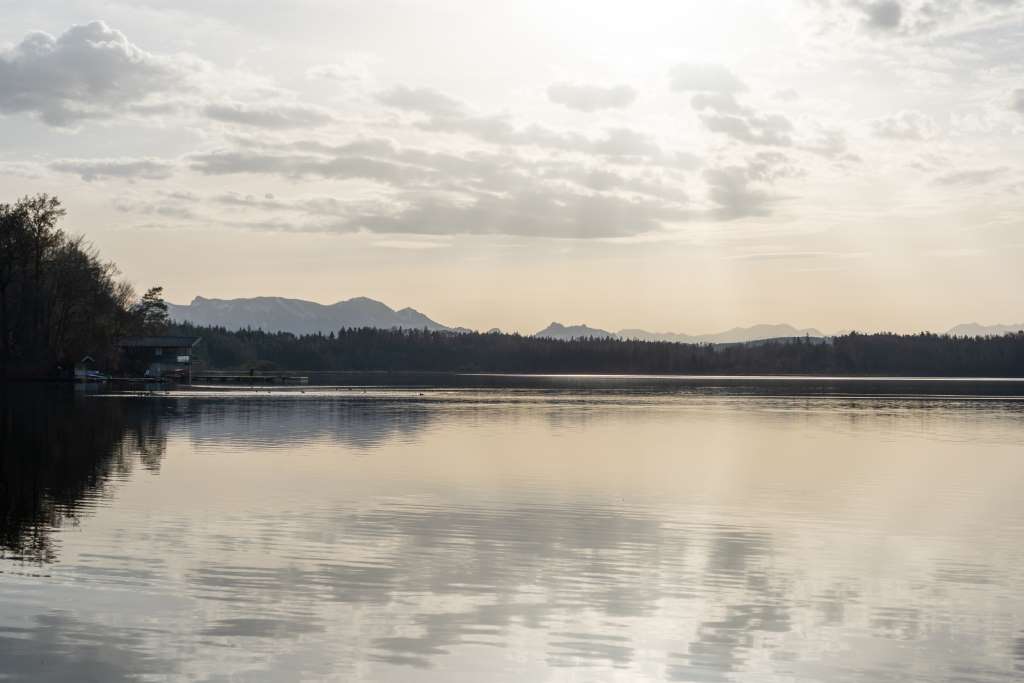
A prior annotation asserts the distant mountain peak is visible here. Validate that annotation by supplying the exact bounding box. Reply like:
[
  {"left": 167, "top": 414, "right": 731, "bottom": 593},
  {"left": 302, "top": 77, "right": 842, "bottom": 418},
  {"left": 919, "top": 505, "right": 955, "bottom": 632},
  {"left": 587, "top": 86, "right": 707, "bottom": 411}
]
[
  {"left": 947, "top": 322, "right": 1024, "bottom": 337},
  {"left": 534, "top": 322, "right": 617, "bottom": 340},
  {"left": 535, "top": 321, "right": 827, "bottom": 344},
  {"left": 168, "top": 295, "right": 453, "bottom": 335}
]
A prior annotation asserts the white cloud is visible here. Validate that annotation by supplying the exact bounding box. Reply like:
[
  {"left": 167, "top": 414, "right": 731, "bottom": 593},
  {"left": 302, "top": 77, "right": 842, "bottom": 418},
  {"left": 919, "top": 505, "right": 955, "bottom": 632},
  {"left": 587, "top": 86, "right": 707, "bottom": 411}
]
[
  {"left": 351, "top": 189, "right": 688, "bottom": 238},
  {"left": 691, "top": 93, "right": 795, "bottom": 147},
  {"left": 189, "top": 147, "right": 432, "bottom": 185},
  {"left": 377, "top": 86, "right": 668, "bottom": 160},
  {"left": 932, "top": 166, "right": 1008, "bottom": 185},
  {"left": 1011, "top": 88, "right": 1024, "bottom": 115},
  {"left": 816, "top": 0, "right": 1024, "bottom": 36},
  {"left": 704, "top": 152, "right": 802, "bottom": 220},
  {"left": 203, "top": 101, "right": 334, "bottom": 128},
  {"left": 0, "top": 21, "right": 193, "bottom": 127},
  {"left": 546, "top": 83, "right": 637, "bottom": 112},
  {"left": 669, "top": 64, "right": 747, "bottom": 93},
  {"left": 306, "top": 59, "right": 371, "bottom": 84},
  {"left": 701, "top": 111, "right": 795, "bottom": 147},
  {"left": 859, "top": 0, "right": 903, "bottom": 30},
  {"left": 50, "top": 157, "right": 176, "bottom": 181},
  {"left": 870, "top": 110, "right": 938, "bottom": 140},
  {"left": 802, "top": 129, "right": 857, "bottom": 160},
  {"left": 376, "top": 85, "right": 464, "bottom": 118},
  {"left": 177, "top": 129, "right": 811, "bottom": 237}
]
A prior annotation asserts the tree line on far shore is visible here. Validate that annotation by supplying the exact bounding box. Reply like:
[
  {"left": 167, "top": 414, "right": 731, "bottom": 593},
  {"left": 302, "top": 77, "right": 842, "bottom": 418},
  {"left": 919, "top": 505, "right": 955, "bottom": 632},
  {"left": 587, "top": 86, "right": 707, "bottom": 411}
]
[
  {"left": 3, "top": 194, "right": 1022, "bottom": 379},
  {"left": 170, "top": 322, "right": 1024, "bottom": 377},
  {"left": 0, "top": 195, "right": 168, "bottom": 378}
]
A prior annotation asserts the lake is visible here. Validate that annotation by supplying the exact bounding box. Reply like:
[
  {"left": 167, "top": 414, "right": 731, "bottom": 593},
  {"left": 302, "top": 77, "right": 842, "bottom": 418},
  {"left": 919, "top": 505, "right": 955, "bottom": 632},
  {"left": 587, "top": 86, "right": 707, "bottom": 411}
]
[{"left": 2, "top": 376, "right": 1024, "bottom": 682}]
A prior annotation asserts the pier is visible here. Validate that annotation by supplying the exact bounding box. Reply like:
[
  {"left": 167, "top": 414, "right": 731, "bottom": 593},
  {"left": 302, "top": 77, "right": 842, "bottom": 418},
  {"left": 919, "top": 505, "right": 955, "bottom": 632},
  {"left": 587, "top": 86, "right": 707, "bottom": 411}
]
[{"left": 192, "top": 372, "right": 309, "bottom": 385}]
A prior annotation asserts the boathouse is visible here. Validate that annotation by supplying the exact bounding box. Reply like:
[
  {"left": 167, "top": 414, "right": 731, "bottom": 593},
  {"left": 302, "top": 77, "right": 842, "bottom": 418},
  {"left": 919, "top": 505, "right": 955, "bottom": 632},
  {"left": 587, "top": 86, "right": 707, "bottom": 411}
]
[{"left": 117, "top": 336, "right": 201, "bottom": 381}]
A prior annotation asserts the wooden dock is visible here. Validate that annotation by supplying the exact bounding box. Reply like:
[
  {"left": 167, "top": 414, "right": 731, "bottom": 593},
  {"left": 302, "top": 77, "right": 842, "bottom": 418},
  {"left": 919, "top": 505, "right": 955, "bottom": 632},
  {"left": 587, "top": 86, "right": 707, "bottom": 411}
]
[{"left": 192, "top": 373, "right": 309, "bottom": 385}]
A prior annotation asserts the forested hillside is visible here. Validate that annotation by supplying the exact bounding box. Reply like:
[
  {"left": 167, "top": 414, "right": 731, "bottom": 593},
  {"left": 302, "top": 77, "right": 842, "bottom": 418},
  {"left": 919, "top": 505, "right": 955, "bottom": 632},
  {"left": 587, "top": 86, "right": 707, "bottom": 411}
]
[{"left": 171, "top": 322, "right": 1024, "bottom": 377}]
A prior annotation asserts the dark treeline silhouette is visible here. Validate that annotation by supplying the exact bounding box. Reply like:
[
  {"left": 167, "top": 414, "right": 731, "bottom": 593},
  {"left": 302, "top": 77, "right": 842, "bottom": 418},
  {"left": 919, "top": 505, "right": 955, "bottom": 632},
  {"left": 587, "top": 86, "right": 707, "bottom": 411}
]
[
  {"left": 169, "top": 322, "right": 1024, "bottom": 377},
  {"left": 0, "top": 386, "right": 169, "bottom": 563},
  {"left": 0, "top": 195, "right": 166, "bottom": 379}
]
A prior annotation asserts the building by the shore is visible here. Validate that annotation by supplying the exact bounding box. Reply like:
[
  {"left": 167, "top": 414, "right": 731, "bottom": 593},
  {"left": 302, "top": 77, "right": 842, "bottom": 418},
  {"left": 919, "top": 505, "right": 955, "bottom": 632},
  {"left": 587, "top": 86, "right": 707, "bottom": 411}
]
[{"left": 117, "top": 336, "right": 201, "bottom": 381}]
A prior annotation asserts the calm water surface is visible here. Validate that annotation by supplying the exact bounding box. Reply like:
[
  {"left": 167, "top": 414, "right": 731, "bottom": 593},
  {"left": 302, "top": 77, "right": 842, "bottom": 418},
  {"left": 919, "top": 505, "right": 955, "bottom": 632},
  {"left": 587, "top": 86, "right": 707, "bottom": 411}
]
[{"left": 2, "top": 376, "right": 1024, "bottom": 681}]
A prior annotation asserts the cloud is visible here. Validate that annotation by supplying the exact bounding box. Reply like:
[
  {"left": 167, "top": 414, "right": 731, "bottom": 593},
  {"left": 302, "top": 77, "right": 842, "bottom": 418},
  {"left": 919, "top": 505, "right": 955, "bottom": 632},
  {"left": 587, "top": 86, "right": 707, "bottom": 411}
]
[
  {"left": 306, "top": 60, "right": 371, "bottom": 84},
  {"left": 691, "top": 93, "right": 794, "bottom": 146},
  {"left": 351, "top": 190, "right": 687, "bottom": 238},
  {"left": 702, "top": 113, "right": 795, "bottom": 146},
  {"left": 203, "top": 101, "right": 334, "bottom": 128},
  {"left": 802, "top": 128, "right": 857, "bottom": 160},
  {"left": 0, "top": 21, "right": 191, "bottom": 127},
  {"left": 859, "top": 0, "right": 903, "bottom": 30},
  {"left": 114, "top": 197, "right": 196, "bottom": 220},
  {"left": 1012, "top": 89, "right": 1024, "bottom": 115},
  {"left": 690, "top": 93, "right": 849, "bottom": 157},
  {"left": 159, "top": 184, "right": 690, "bottom": 239},
  {"left": 691, "top": 92, "right": 746, "bottom": 114},
  {"left": 172, "top": 133, "right": 705, "bottom": 238},
  {"left": 180, "top": 79, "right": 808, "bottom": 239},
  {"left": 746, "top": 151, "right": 804, "bottom": 182},
  {"left": 669, "top": 64, "right": 747, "bottom": 93},
  {"left": 378, "top": 86, "right": 668, "bottom": 160},
  {"left": 376, "top": 85, "right": 465, "bottom": 118},
  {"left": 150, "top": 132, "right": 805, "bottom": 236},
  {"left": 190, "top": 149, "right": 431, "bottom": 185},
  {"left": 704, "top": 153, "right": 801, "bottom": 220},
  {"left": 50, "top": 157, "right": 175, "bottom": 181},
  {"left": 546, "top": 83, "right": 637, "bottom": 112},
  {"left": 818, "top": 0, "right": 1023, "bottom": 36},
  {"left": 870, "top": 110, "right": 937, "bottom": 140},
  {"left": 704, "top": 166, "right": 773, "bottom": 220},
  {"left": 198, "top": 136, "right": 694, "bottom": 204},
  {"left": 932, "top": 166, "right": 1008, "bottom": 186}
]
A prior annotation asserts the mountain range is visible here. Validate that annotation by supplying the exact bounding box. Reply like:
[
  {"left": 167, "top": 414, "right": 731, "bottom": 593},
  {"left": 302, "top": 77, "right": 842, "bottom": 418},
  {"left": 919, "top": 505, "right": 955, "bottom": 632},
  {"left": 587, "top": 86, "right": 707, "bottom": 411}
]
[
  {"left": 946, "top": 322, "right": 1024, "bottom": 337},
  {"left": 167, "top": 295, "right": 1021, "bottom": 342},
  {"left": 167, "top": 296, "right": 455, "bottom": 335},
  {"left": 534, "top": 322, "right": 826, "bottom": 344}
]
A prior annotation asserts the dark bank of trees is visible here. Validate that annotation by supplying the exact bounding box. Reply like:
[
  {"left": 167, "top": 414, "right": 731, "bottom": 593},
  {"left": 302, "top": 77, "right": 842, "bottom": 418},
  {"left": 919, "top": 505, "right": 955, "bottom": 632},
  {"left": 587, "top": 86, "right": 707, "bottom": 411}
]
[
  {"left": 170, "top": 322, "right": 1024, "bottom": 377},
  {"left": 0, "top": 195, "right": 165, "bottom": 378}
]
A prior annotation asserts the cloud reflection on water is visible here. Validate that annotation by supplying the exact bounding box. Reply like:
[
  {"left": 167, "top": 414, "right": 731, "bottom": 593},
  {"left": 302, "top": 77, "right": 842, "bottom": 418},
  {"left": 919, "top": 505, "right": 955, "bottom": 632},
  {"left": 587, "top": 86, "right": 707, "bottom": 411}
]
[{"left": 1, "top": 384, "right": 1024, "bottom": 681}]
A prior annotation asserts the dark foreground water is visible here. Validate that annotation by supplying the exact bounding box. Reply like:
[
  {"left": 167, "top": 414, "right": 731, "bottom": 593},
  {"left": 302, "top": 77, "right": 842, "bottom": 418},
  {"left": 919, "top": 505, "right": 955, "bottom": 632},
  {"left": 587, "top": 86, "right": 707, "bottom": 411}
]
[{"left": 2, "top": 376, "right": 1024, "bottom": 682}]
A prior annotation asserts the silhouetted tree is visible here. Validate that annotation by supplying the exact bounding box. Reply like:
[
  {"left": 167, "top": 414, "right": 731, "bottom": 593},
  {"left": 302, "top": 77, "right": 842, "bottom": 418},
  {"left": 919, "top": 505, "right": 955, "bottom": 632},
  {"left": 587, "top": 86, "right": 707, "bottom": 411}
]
[
  {"left": 0, "top": 195, "right": 134, "bottom": 377},
  {"left": 136, "top": 286, "right": 170, "bottom": 334}
]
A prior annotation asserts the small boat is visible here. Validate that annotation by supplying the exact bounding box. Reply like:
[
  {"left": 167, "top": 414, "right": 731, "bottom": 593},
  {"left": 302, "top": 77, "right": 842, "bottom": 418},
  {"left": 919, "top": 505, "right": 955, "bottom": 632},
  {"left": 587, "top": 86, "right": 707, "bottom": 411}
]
[{"left": 75, "top": 369, "right": 111, "bottom": 383}]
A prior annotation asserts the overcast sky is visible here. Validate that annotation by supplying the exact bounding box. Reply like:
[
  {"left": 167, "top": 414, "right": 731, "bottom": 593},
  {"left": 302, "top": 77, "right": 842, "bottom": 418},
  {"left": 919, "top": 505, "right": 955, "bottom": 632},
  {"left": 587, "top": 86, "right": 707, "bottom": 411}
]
[{"left": 1, "top": 0, "right": 1022, "bottom": 334}]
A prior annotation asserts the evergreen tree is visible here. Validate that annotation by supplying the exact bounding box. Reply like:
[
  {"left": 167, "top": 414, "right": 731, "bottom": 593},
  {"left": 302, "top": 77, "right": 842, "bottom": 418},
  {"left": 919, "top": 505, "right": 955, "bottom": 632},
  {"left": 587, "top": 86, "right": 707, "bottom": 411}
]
[{"left": 136, "top": 287, "right": 170, "bottom": 334}]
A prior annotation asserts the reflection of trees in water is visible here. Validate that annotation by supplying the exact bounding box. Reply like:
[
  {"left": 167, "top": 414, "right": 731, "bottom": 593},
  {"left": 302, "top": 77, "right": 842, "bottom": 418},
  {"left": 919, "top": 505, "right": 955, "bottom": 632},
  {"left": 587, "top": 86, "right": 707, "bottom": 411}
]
[
  {"left": 183, "top": 397, "right": 438, "bottom": 450},
  {"left": 0, "top": 394, "right": 439, "bottom": 564},
  {"left": 0, "top": 388, "right": 169, "bottom": 563}
]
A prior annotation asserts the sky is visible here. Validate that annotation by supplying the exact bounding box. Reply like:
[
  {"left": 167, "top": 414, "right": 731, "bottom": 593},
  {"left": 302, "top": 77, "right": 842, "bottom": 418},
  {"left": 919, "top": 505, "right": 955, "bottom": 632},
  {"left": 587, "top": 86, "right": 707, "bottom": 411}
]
[{"left": 0, "top": 0, "right": 1022, "bottom": 335}]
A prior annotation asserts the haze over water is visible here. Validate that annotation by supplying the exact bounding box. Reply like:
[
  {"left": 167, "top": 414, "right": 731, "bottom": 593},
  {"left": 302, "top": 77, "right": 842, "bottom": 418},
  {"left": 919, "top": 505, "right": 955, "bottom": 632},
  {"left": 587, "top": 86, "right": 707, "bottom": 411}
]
[{"left": 2, "top": 377, "right": 1024, "bottom": 682}]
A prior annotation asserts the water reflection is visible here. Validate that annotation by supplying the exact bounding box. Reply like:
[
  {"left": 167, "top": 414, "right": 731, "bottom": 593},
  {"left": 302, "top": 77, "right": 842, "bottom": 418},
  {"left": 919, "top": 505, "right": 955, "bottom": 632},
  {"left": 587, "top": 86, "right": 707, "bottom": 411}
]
[
  {"left": 0, "top": 387, "right": 169, "bottom": 563},
  {"left": 0, "top": 611, "right": 176, "bottom": 683},
  {"left": 0, "top": 382, "right": 1023, "bottom": 681},
  {"left": 182, "top": 396, "right": 438, "bottom": 450}
]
